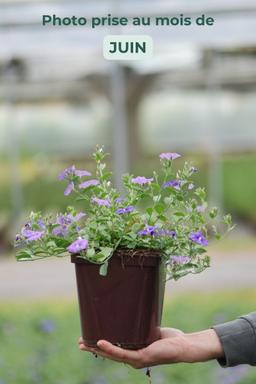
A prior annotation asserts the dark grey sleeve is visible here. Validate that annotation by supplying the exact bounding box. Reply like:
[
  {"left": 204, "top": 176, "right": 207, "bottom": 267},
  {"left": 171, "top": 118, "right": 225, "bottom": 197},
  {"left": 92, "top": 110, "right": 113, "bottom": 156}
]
[{"left": 212, "top": 312, "right": 256, "bottom": 367}]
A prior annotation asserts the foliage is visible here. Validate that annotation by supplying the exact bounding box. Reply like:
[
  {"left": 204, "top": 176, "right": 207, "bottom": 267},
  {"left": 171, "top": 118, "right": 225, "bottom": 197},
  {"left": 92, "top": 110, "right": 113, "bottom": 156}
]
[{"left": 15, "top": 147, "right": 233, "bottom": 280}]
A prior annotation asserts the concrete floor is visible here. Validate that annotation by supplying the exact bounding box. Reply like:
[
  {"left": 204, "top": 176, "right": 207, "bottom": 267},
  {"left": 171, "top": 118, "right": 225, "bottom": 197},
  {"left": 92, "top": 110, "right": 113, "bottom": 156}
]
[{"left": 1, "top": 250, "right": 256, "bottom": 301}]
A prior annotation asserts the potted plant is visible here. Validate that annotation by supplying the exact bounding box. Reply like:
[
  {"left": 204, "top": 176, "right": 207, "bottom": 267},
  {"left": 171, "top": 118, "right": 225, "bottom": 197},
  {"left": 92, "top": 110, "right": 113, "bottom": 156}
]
[{"left": 15, "top": 147, "right": 233, "bottom": 350}]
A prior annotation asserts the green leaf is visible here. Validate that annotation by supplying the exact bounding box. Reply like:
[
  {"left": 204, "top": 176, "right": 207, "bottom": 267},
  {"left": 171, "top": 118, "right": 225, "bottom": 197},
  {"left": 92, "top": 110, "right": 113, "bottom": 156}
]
[
  {"left": 16, "top": 250, "right": 33, "bottom": 261},
  {"left": 194, "top": 247, "right": 207, "bottom": 255},
  {"left": 53, "top": 237, "right": 70, "bottom": 247},
  {"left": 155, "top": 203, "right": 165, "bottom": 215},
  {"left": 173, "top": 212, "right": 185, "bottom": 217},
  {"left": 158, "top": 215, "right": 167, "bottom": 222},
  {"left": 132, "top": 223, "right": 141, "bottom": 232},
  {"left": 101, "top": 172, "right": 112, "bottom": 181},
  {"left": 46, "top": 241, "right": 57, "bottom": 249},
  {"left": 99, "top": 261, "right": 108, "bottom": 276},
  {"left": 86, "top": 248, "right": 95, "bottom": 258},
  {"left": 94, "top": 247, "right": 114, "bottom": 262},
  {"left": 151, "top": 183, "right": 161, "bottom": 193},
  {"left": 100, "top": 247, "right": 114, "bottom": 258},
  {"left": 146, "top": 207, "right": 153, "bottom": 216}
]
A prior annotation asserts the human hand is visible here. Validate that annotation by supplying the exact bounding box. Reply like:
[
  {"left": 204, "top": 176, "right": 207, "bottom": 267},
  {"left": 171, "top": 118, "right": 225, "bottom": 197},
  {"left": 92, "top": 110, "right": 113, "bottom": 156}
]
[{"left": 78, "top": 327, "right": 224, "bottom": 369}]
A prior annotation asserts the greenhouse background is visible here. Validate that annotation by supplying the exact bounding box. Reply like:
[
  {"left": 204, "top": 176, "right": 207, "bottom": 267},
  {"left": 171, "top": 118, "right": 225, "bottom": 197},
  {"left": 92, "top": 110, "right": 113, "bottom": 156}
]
[{"left": 0, "top": 0, "right": 256, "bottom": 383}]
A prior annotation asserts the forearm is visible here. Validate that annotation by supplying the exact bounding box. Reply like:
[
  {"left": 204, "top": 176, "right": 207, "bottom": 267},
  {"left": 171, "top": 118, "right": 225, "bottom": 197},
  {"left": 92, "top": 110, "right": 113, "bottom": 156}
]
[
  {"left": 213, "top": 313, "right": 256, "bottom": 367},
  {"left": 181, "top": 329, "right": 224, "bottom": 363}
]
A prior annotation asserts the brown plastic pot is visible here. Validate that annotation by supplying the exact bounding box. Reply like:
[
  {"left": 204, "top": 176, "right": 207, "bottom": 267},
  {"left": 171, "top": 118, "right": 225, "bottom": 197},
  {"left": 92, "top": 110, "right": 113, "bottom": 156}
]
[{"left": 71, "top": 248, "right": 165, "bottom": 350}]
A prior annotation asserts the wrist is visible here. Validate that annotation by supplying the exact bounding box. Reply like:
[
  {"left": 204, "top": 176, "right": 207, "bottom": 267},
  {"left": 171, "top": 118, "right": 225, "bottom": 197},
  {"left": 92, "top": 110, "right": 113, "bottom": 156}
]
[{"left": 182, "top": 329, "right": 224, "bottom": 363}]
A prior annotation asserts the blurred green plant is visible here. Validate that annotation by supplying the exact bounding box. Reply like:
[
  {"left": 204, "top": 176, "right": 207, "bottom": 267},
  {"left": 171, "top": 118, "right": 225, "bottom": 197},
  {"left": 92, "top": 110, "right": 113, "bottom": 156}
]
[
  {"left": 0, "top": 291, "right": 256, "bottom": 384},
  {"left": 1, "top": 153, "right": 256, "bottom": 223}
]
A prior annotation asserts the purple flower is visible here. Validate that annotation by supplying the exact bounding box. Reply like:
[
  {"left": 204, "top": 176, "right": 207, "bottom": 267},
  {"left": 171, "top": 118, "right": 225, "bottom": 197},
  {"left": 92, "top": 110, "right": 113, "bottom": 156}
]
[
  {"left": 58, "top": 165, "right": 75, "bottom": 180},
  {"left": 159, "top": 152, "right": 181, "bottom": 161},
  {"left": 138, "top": 226, "right": 176, "bottom": 237},
  {"left": 92, "top": 197, "right": 111, "bottom": 207},
  {"left": 188, "top": 183, "right": 194, "bottom": 190},
  {"left": 138, "top": 226, "right": 157, "bottom": 236},
  {"left": 190, "top": 167, "right": 198, "bottom": 173},
  {"left": 64, "top": 181, "right": 74, "bottom": 196},
  {"left": 171, "top": 256, "right": 191, "bottom": 265},
  {"left": 79, "top": 179, "right": 99, "bottom": 189},
  {"left": 53, "top": 212, "right": 86, "bottom": 237},
  {"left": 57, "top": 212, "right": 85, "bottom": 225},
  {"left": 131, "top": 176, "right": 153, "bottom": 185},
  {"left": 67, "top": 238, "right": 88, "bottom": 254},
  {"left": 21, "top": 229, "right": 44, "bottom": 241},
  {"left": 56, "top": 214, "right": 72, "bottom": 226},
  {"left": 72, "top": 212, "right": 86, "bottom": 221},
  {"left": 74, "top": 169, "right": 91, "bottom": 177},
  {"left": 189, "top": 231, "right": 208, "bottom": 246},
  {"left": 162, "top": 179, "right": 182, "bottom": 190},
  {"left": 116, "top": 206, "right": 135, "bottom": 215},
  {"left": 58, "top": 165, "right": 91, "bottom": 180},
  {"left": 52, "top": 226, "right": 68, "bottom": 237}
]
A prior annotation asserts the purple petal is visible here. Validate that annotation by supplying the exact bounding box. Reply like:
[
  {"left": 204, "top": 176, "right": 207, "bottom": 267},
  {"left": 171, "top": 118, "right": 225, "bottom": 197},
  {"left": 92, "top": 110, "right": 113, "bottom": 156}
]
[
  {"left": 58, "top": 165, "right": 75, "bottom": 180},
  {"left": 116, "top": 208, "right": 125, "bottom": 214},
  {"left": 21, "top": 229, "right": 44, "bottom": 241},
  {"left": 92, "top": 197, "right": 111, "bottom": 207},
  {"left": 52, "top": 226, "right": 68, "bottom": 237},
  {"left": 138, "top": 226, "right": 157, "bottom": 236},
  {"left": 189, "top": 231, "right": 208, "bottom": 246},
  {"left": 125, "top": 205, "right": 135, "bottom": 213},
  {"left": 67, "top": 238, "right": 88, "bottom": 254},
  {"left": 64, "top": 182, "right": 74, "bottom": 196},
  {"left": 188, "top": 183, "right": 194, "bottom": 190},
  {"left": 57, "top": 214, "right": 72, "bottom": 226},
  {"left": 116, "top": 205, "right": 135, "bottom": 215},
  {"left": 73, "top": 212, "right": 86, "bottom": 221},
  {"left": 74, "top": 169, "right": 91, "bottom": 177},
  {"left": 162, "top": 179, "right": 182, "bottom": 190},
  {"left": 37, "top": 219, "right": 45, "bottom": 229},
  {"left": 160, "top": 152, "right": 181, "bottom": 161},
  {"left": 79, "top": 179, "right": 99, "bottom": 189},
  {"left": 131, "top": 176, "right": 153, "bottom": 185}
]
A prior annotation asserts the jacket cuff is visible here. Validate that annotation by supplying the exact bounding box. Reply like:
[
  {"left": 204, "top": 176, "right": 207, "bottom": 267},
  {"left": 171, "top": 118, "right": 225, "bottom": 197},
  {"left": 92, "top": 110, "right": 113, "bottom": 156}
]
[{"left": 212, "top": 313, "right": 256, "bottom": 367}]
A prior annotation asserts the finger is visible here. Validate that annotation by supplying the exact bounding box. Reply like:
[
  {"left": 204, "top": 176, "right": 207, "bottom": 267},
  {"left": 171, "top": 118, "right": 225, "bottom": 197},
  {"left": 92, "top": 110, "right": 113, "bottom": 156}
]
[
  {"left": 78, "top": 337, "right": 84, "bottom": 345},
  {"left": 79, "top": 343, "right": 97, "bottom": 353},
  {"left": 80, "top": 342, "right": 130, "bottom": 363},
  {"left": 97, "top": 340, "right": 142, "bottom": 365}
]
